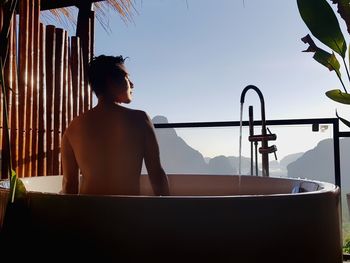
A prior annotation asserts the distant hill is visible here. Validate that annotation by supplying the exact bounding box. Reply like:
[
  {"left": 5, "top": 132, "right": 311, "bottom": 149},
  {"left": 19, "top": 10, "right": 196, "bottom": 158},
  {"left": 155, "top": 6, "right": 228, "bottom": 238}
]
[
  {"left": 287, "top": 138, "right": 350, "bottom": 215},
  {"left": 152, "top": 116, "right": 208, "bottom": 174},
  {"left": 280, "top": 152, "right": 304, "bottom": 168},
  {"left": 287, "top": 139, "right": 334, "bottom": 182},
  {"left": 208, "top": 155, "right": 235, "bottom": 174},
  {"left": 287, "top": 138, "right": 350, "bottom": 190},
  {"left": 145, "top": 117, "right": 349, "bottom": 197},
  {"left": 147, "top": 115, "right": 309, "bottom": 178},
  {"left": 227, "top": 156, "right": 252, "bottom": 175}
]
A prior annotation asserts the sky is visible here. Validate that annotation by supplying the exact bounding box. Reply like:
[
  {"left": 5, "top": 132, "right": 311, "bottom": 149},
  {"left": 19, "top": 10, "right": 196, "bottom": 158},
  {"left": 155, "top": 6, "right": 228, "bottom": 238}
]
[
  {"left": 45, "top": 0, "right": 349, "bottom": 159},
  {"left": 94, "top": 0, "right": 350, "bottom": 120}
]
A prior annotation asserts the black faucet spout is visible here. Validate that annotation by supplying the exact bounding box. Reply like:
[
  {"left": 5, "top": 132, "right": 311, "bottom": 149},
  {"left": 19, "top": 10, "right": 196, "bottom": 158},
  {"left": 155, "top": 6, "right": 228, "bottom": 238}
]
[
  {"left": 240, "top": 85, "right": 266, "bottom": 135},
  {"left": 240, "top": 85, "right": 275, "bottom": 177}
]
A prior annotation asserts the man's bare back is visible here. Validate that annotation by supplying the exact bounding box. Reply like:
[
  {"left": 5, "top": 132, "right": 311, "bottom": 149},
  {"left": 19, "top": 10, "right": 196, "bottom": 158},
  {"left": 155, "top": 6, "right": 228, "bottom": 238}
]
[{"left": 61, "top": 55, "right": 169, "bottom": 195}]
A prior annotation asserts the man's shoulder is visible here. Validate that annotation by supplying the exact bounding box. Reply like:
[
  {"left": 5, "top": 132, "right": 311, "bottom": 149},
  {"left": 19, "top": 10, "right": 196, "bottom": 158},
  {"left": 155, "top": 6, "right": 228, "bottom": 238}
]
[
  {"left": 123, "top": 107, "right": 149, "bottom": 120},
  {"left": 64, "top": 109, "right": 94, "bottom": 134}
]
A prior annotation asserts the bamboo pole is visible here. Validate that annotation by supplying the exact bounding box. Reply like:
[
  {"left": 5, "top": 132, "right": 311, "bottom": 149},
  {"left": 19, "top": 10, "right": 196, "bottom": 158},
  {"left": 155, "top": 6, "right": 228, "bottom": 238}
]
[
  {"left": 2, "top": 12, "right": 17, "bottom": 179},
  {"left": 1, "top": 6, "right": 10, "bottom": 179},
  {"left": 67, "top": 37, "right": 73, "bottom": 123},
  {"left": 31, "top": 0, "right": 40, "bottom": 177},
  {"left": 77, "top": 3, "right": 93, "bottom": 114},
  {"left": 79, "top": 44, "right": 84, "bottom": 115},
  {"left": 45, "top": 25, "right": 55, "bottom": 176},
  {"left": 38, "top": 23, "right": 46, "bottom": 176},
  {"left": 0, "top": 5, "right": 3, "bottom": 179},
  {"left": 53, "top": 28, "right": 65, "bottom": 175},
  {"left": 23, "top": 0, "right": 35, "bottom": 177},
  {"left": 89, "top": 11, "right": 95, "bottom": 109},
  {"left": 18, "top": 0, "right": 30, "bottom": 177},
  {"left": 71, "top": 37, "right": 80, "bottom": 118},
  {"left": 62, "top": 31, "right": 68, "bottom": 135},
  {"left": 83, "top": 15, "right": 91, "bottom": 112},
  {"left": 10, "top": 14, "right": 18, "bottom": 174}
]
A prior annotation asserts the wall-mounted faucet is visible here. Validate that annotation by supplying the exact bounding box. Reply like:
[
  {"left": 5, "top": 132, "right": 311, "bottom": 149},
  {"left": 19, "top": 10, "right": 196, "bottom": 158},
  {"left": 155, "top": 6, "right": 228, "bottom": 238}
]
[{"left": 240, "top": 85, "right": 277, "bottom": 177}]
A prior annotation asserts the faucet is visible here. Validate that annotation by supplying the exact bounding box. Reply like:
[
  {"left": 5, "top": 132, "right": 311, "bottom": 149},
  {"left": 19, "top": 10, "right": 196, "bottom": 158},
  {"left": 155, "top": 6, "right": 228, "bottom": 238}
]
[{"left": 240, "top": 85, "right": 277, "bottom": 177}]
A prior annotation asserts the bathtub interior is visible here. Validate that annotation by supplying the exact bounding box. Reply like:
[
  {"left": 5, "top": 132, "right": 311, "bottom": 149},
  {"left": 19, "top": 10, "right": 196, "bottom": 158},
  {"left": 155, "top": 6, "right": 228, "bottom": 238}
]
[{"left": 0, "top": 174, "right": 334, "bottom": 196}]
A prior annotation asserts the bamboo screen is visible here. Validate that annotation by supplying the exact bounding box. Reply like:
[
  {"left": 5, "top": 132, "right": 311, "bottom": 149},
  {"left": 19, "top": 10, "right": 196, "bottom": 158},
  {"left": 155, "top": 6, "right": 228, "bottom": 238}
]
[{"left": 0, "top": 0, "right": 94, "bottom": 179}]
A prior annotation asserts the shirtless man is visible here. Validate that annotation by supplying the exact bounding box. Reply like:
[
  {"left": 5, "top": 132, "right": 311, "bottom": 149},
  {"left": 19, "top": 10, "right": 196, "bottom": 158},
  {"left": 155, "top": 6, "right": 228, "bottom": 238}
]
[{"left": 61, "top": 55, "right": 169, "bottom": 196}]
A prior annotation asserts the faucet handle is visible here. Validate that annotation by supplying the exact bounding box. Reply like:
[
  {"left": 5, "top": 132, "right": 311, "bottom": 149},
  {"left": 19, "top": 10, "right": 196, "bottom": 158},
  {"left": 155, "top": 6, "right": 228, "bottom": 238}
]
[
  {"left": 259, "top": 145, "right": 276, "bottom": 154},
  {"left": 267, "top": 128, "right": 278, "bottom": 160},
  {"left": 267, "top": 127, "right": 277, "bottom": 138},
  {"left": 249, "top": 134, "right": 276, "bottom": 142},
  {"left": 272, "top": 146, "right": 278, "bottom": 161},
  {"left": 259, "top": 145, "right": 278, "bottom": 161}
]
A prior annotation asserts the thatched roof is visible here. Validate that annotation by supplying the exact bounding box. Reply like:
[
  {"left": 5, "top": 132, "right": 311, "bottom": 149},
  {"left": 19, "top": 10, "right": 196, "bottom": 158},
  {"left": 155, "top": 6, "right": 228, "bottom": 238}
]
[{"left": 42, "top": 0, "right": 134, "bottom": 28}]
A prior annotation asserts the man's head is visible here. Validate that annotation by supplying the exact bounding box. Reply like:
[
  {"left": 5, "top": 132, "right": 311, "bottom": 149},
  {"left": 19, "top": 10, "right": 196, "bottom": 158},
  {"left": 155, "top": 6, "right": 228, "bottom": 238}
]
[{"left": 88, "top": 55, "right": 134, "bottom": 104}]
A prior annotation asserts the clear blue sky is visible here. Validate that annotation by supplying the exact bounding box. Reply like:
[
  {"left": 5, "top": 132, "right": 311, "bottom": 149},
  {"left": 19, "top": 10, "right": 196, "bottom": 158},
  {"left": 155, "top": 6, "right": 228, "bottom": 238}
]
[
  {"left": 44, "top": 0, "right": 348, "bottom": 158},
  {"left": 94, "top": 0, "right": 350, "bottom": 124}
]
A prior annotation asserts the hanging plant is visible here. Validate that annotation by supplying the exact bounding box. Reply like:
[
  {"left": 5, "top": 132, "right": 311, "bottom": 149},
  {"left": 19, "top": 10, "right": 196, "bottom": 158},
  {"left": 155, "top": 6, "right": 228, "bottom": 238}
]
[{"left": 297, "top": 0, "right": 350, "bottom": 128}]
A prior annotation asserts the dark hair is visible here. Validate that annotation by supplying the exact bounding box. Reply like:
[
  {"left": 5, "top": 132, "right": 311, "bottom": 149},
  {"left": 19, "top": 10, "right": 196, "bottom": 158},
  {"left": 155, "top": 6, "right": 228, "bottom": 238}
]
[{"left": 88, "top": 55, "right": 127, "bottom": 96}]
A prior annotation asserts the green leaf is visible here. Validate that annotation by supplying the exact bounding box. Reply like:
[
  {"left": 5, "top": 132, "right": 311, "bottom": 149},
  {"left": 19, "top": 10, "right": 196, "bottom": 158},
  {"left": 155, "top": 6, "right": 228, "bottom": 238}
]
[
  {"left": 336, "top": 110, "right": 350, "bottom": 128},
  {"left": 326, "top": 89, "right": 350, "bottom": 104},
  {"left": 297, "top": 0, "right": 347, "bottom": 58},
  {"left": 302, "top": 34, "right": 341, "bottom": 76},
  {"left": 331, "top": 0, "right": 350, "bottom": 34},
  {"left": 9, "top": 170, "right": 26, "bottom": 203}
]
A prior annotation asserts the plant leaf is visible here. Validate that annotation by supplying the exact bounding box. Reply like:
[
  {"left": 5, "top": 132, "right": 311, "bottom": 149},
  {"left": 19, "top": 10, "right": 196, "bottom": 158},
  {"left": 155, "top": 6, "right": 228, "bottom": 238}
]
[
  {"left": 331, "top": 0, "right": 350, "bottom": 34},
  {"left": 336, "top": 110, "right": 350, "bottom": 128},
  {"left": 326, "top": 89, "right": 350, "bottom": 104},
  {"left": 9, "top": 170, "right": 26, "bottom": 203},
  {"left": 297, "top": 0, "right": 347, "bottom": 58},
  {"left": 302, "top": 34, "right": 341, "bottom": 76}
]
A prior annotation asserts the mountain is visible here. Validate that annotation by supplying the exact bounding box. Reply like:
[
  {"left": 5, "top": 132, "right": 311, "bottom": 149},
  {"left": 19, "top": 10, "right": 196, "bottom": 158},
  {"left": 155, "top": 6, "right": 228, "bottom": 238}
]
[
  {"left": 280, "top": 152, "right": 304, "bottom": 168},
  {"left": 152, "top": 116, "right": 209, "bottom": 174},
  {"left": 227, "top": 156, "right": 252, "bottom": 175},
  {"left": 287, "top": 138, "right": 350, "bottom": 216},
  {"left": 148, "top": 115, "right": 307, "bottom": 177},
  {"left": 287, "top": 139, "right": 334, "bottom": 183},
  {"left": 208, "top": 155, "right": 235, "bottom": 174},
  {"left": 287, "top": 138, "right": 350, "bottom": 190}
]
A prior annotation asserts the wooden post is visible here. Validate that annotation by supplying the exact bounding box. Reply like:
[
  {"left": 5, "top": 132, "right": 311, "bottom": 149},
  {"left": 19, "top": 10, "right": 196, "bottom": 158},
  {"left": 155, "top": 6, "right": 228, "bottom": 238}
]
[
  {"left": 53, "top": 28, "right": 65, "bottom": 175},
  {"left": 77, "top": 2, "right": 93, "bottom": 113},
  {"left": 71, "top": 37, "right": 80, "bottom": 118},
  {"left": 89, "top": 10, "right": 95, "bottom": 109},
  {"left": 1, "top": 9, "right": 16, "bottom": 179},
  {"left": 67, "top": 37, "right": 73, "bottom": 124},
  {"left": 18, "top": 0, "right": 30, "bottom": 177},
  {"left": 31, "top": 0, "right": 40, "bottom": 177},
  {"left": 38, "top": 23, "right": 46, "bottom": 176},
  {"left": 10, "top": 14, "right": 18, "bottom": 174},
  {"left": 62, "top": 31, "right": 69, "bottom": 135},
  {"left": 79, "top": 44, "right": 84, "bottom": 115},
  {"left": 0, "top": 5, "right": 4, "bottom": 179},
  {"left": 45, "top": 25, "right": 55, "bottom": 176},
  {"left": 23, "top": 0, "right": 35, "bottom": 177}
]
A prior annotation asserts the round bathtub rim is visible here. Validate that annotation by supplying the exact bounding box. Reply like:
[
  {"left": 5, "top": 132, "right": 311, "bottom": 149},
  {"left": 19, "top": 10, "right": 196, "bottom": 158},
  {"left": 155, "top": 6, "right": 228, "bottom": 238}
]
[{"left": 0, "top": 174, "right": 339, "bottom": 199}]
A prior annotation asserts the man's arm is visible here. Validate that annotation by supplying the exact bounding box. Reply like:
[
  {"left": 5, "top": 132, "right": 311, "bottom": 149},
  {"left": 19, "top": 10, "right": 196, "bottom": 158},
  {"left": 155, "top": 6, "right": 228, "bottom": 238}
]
[
  {"left": 143, "top": 113, "right": 170, "bottom": 196},
  {"left": 61, "top": 133, "right": 79, "bottom": 194}
]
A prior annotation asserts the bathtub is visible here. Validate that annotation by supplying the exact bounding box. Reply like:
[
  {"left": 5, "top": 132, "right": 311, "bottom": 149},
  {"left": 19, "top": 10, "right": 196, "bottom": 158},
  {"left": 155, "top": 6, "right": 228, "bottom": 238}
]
[{"left": 0, "top": 175, "right": 342, "bottom": 262}]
